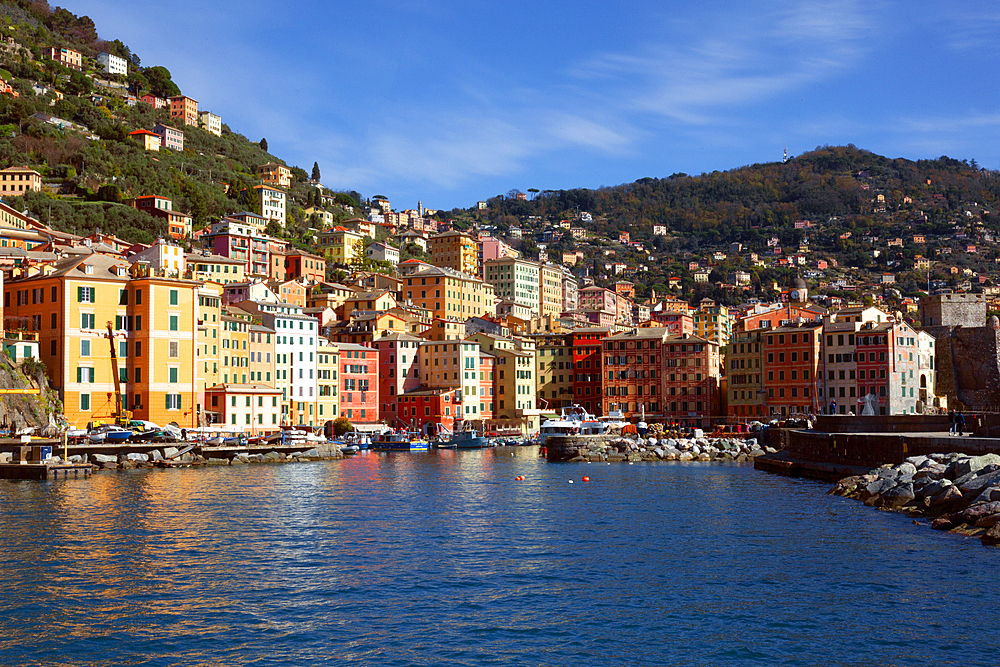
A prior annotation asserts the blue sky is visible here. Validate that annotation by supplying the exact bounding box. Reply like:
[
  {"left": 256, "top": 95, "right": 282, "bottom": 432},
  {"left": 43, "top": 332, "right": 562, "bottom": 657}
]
[{"left": 67, "top": 0, "right": 1000, "bottom": 211}]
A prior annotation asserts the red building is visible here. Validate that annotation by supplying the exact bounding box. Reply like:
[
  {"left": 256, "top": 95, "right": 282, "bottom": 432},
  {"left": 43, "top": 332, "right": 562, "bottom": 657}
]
[
  {"left": 397, "top": 388, "right": 456, "bottom": 436},
  {"left": 761, "top": 322, "right": 822, "bottom": 416},
  {"left": 338, "top": 342, "right": 378, "bottom": 425},
  {"left": 374, "top": 332, "right": 423, "bottom": 428},
  {"left": 602, "top": 328, "right": 721, "bottom": 428},
  {"left": 649, "top": 310, "right": 694, "bottom": 336},
  {"left": 284, "top": 249, "right": 327, "bottom": 284},
  {"left": 572, "top": 327, "right": 610, "bottom": 416}
]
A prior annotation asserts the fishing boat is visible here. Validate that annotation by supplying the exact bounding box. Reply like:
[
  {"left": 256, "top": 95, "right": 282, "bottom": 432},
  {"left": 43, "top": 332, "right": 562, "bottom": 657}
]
[
  {"left": 371, "top": 431, "right": 429, "bottom": 451},
  {"left": 538, "top": 405, "right": 608, "bottom": 444},
  {"left": 447, "top": 426, "right": 488, "bottom": 449}
]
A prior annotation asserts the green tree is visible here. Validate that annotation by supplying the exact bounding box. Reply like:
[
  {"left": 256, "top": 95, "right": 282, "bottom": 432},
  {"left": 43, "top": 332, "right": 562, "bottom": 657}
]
[
  {"left": 259, "top": 137, "right": 268, "bottom": 152},
  {"left": 332, "top": 417, "right": 354, "bottom": 436},
  {"left": 311, "top": 161, "right": 321, "bottom": 181},
  {"left": 143, "top": 66, "right": 181, "bottom": 98}
]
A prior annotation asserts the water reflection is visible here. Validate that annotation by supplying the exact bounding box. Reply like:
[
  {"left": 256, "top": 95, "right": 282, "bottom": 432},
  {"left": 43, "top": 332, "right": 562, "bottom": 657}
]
[{"left": 1, "top": 457, "right": 998, "bottom": 666}]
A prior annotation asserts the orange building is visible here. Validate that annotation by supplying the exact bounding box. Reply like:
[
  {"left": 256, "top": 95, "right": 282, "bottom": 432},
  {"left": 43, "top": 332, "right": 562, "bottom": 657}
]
[
  {"left": 0, "top": 167, "right": 42, "bottom": 195},
  {"left": 4, "top": 255, "right": 199, "bottom": 428},
  {"left": 169, "top": 95, "right": 199, "bottom": 126},
  {"left": 429, "top": 230, "right": 479, "bottom": 277}
]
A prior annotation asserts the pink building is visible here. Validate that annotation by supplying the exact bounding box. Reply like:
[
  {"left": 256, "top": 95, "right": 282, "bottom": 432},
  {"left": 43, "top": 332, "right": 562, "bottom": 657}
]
[
  {"left": 374, "top": 332, "right": 423, "bottom": 428},
  {"left": 153, "top": 123, "right": 184, "bottom": 151}
]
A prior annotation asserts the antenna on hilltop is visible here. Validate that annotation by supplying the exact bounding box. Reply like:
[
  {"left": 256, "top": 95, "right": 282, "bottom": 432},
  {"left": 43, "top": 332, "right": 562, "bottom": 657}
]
[{"left": 783, "top": 145, "right": 788, "bottom": 164}]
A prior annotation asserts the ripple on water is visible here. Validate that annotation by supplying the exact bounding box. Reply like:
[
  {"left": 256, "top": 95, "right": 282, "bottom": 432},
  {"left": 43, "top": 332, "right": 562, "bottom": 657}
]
[{"left": 0, "top": 453, "right": 997, "bottom": 666}]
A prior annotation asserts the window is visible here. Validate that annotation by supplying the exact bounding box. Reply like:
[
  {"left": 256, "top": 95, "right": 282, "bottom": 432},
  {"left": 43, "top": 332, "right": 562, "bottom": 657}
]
[
  {"left": 169, "top": 368, "right": 178, "bottom": 383},
  {"left": 166, "top": 394, "right": 182, "bottom": 410},
  {"left": 80, "top": 339, "right": 91, "bottom": 357},
  {"left": 169, "top": 289, "right": 178, "bottom": 306},
  {"left": 80, "top": 313, "right": 96, "bottom": 329},
  {"left": 80, "top": 393, "right": 90, "bottom": 410},
  {"left": 169, "top": 315, "right": 178, "bottom": 331},
  {"left": 77, "top": 286, "right": 95, "bottom": 303},
  {"left": 169, "top": 341, "right": 179, "bottom": 358}
]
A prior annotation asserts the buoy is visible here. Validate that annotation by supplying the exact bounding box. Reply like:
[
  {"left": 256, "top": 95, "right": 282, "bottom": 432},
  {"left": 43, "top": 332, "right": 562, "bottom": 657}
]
[
  {"left": 568, "top": 479, "right": 574, "bottom": 484},
  {"left": 582, "top": 476, "right": 590, "bottom": 482}
]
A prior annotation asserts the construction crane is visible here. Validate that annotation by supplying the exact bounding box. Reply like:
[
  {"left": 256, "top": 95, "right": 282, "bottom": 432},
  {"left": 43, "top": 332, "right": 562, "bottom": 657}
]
[{"left": 105, "top": 321, "right": 133, "bottom": 427}]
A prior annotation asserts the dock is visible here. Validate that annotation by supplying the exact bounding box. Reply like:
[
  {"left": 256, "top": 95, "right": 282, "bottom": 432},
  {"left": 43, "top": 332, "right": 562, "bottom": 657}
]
[{"left": 0, "top": 462, "right": 94, "bottom": 480}]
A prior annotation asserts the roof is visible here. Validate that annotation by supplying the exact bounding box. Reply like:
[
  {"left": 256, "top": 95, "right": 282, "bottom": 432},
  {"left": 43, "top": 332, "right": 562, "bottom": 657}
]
[{"left": 129, "top": 129, "right": 159, "bottom": 137}]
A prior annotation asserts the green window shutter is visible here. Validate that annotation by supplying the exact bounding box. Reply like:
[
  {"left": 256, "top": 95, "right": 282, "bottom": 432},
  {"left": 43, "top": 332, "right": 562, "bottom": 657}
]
[
  {"left": 77, "top": 286, "right": 84, "bottom": 302},
  {"left": 76, "top": 367, "right": 81, "bottom": 383}
]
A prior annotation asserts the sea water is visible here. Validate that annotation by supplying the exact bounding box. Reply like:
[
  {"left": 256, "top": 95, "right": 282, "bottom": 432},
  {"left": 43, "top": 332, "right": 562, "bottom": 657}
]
[{"left": 0, "top": 448, "right": 996, "bottom": 666}]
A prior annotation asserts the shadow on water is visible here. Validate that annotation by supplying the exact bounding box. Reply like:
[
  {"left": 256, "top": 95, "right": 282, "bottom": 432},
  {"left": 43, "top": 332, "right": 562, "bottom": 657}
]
[{"left": 0, "top": 451, "right": 995, "bottom": 666}]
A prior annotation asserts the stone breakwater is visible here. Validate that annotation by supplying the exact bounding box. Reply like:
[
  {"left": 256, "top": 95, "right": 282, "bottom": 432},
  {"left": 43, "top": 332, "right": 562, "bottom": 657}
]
[
  {"left": 829, "top": 453, "right": 1000, "bottom": 546},
  {"left": 546, "top": 434, "right": 775, "bottom": 462},
  {"left": 0, "top": 444, "right": 347, "bottom": 470}
]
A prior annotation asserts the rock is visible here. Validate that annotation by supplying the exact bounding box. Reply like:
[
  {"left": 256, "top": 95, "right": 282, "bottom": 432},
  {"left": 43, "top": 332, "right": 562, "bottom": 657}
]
[
  {"left": 653, "top": 447, "right": 664, "bottom": 459},
  {"left": 982, "top": 522, "right": 1000, "bottom": 546},
  {"left": 953, "top": 454, "right": 1000, "bottom": 479},
  {"left": 749, "top": 448, "right": 766, "bottom": 458},
  {"left": 930, "top": 485, "right": 965, "bottom": 509},
  {"left": 765, "top": 446, "right": 778, "bottom": 454},
  {"left": 0, "top": 452, "right": 11, "bottom": 464},
  {"left": 690, "top": 445, "right": 701, "bottom": 455},
  {"left": 932, "top": 515, "right": 955, "bottom": 530},
  {"left": 914, "top": 464, "right": 947, "bottom": 479},
  {"left": 230, "top": 457, "right": 246, "bottom": 465},
  {"left": 745, "top": 438, "right": 757, "bottom": 447},
  {"left": 150, "top": 450, "right": 163, "bottom": 462},
  {"left": 975, "top": 513, "right": 1000, "bottom": 529},
  {"left": 878, "top": 483, "right": 916, "bottom": 509},
  {"left": 206, "top": 458, "right": 229, "bottom": 466},
  {"left": 100, "top": 461, "right": 119, "bottom": 470},
  {"left": 163, "top": 447, "right": 179, "bottom": 459},
  {"left": 263, "top": 451, "right": 283, "bottom": 462},
  {"left": 125, "top": 453, "right": 149, "bottom": 463},
  {"left": 895, "top": 462, "right": 917, "bottom": 478},
  {"left": 678, "top": 451, "right": 694, "bottom": 461},
  {"left": 958, "top": 469, "right": 1000, "bottom": 495},
  {"left": 861, "top": 477, "right": 897, "bottom": 501},
  {"left": 92, "top": 453, "right": 116, "bottom": 464},
  {"left": 67, "top": 454, "right": 84, "bottom": 464},
  {"left": 921, "top": 478, "right": 953, "bottom": 498},
  {"left": 954, "top": 501, "right": 1000, "bottom": 524},
  {"left": 904, "top": 455, "right": 930, "bottom": 468},
  {"left": 736, "top": 452, "right": 748, "bottom": 463},
  {"left": 119, "top": 460, "right": 136, "bottom": 469},
  {"left": 877, "top": 466, "right": 900, "bottom": 481},
  {"left": 698, "top": 453, "right": 711, "bottom": 461}
]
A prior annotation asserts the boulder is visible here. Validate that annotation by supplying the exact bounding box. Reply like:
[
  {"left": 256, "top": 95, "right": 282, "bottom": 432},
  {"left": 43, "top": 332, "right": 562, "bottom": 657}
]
[
  {"left": 150, "top": 450, "right": 163, "bottom": 462},
  {"left": 163, "top": 447, "right": 180, "bottom": 459},
  {"left": 932, "top": 516, "right": 956, "bottom": 531},
  {"left": 745, "top": 438, "right": 758, "bottom": 448},
  {"left": 678, "top": 451, "right": 694, "bottom": 461},
  {"left": 653, "top": 448, "right": 664, "bottom": 459},
  {"left": 878, "top": 483, "right": 916, "bottom": 509},
  {"left": 67, "top": 454, "right": 84, "bottom": 464},
  {"left": 929, "top": 485, "right": 965, "bottom": 510},
  {"left": 904, "top": 455, "right": 930, "bottom": 468},
  {"left": 0, "top": 452, "right": 11, "bottom": 464},
  {"left": 958, "top": 469, "right": 1000, "bottom": 495},
  {"left": 263, "top": 451, "right": 283, "bottom": 462},
  {"left": 895, "top": 462, "right": 917, "bottom": 478},
  {"left": 206, "top": 458, "right": 230, "bottom": 466},
  {"left": 876, "top": 466, "right": 900, "bottom": 481},
  {"left": 100, "top": 461, "right": 119, "bottom": 470},
  {"left": 125, "top": 453, "right": 149, "bottom": 463},
  {"left": 230, "top": 457, "right": 246, "bottom": 465},
  {"left": 953, "top": 454, "right": 1000, "bottom": 479},
  {"left": 954, "top": 501, "right": 1000, "bottom": 525},
  {"left": 92, "top": 453, "right": 116, "bottom": 464},
  {"left": 974, "top": 513, "right": 1000, "bottom": 529},
  {"left": 697, "top": 453, "right": 711, "bottom": 461},
  {"left": 861, "top": 477, "right": 897, "bottom": 501},
  {"left": 765, "top": 446, "right": 778, "bottom": 454},
  {"left": 982, "top": 523, "right": 1000, "bottom": 546},
  {"left": 736, "top": 452, "right": 749, "bottom": 463},
  {"left": 749, "top": 448, "right": 766, "bottom": 458}
]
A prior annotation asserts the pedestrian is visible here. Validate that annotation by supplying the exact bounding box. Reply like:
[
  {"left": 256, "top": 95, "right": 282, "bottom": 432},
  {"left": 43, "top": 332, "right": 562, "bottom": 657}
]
[
  {"left": 957, "top": 411, "right": 966, "bottom": 437},
  {"left": 948, "top": 409, "right": 956, "bottom": 436}
]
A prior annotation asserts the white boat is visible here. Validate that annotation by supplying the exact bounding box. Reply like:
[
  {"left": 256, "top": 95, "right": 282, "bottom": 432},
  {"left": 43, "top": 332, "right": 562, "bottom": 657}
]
[{"left": 539, "top": 405, "right": 608, "bottom": 444}]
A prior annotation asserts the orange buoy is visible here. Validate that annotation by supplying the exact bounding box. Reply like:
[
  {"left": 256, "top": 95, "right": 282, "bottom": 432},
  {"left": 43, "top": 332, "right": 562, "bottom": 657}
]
[{"left": 582, "top": 476, "right": 590, "bottom": 482}]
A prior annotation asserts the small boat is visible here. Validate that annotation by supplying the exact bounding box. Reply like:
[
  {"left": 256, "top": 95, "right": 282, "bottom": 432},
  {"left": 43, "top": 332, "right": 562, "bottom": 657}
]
[
  {"left": 448, "top": 426, "right": 488, "bottom": 449},
  {"left": 371, "top": 431, "right": 429, "bottom": 451},
  {"left": 90, "top": 424, "right": 133, "bottom": 443}
]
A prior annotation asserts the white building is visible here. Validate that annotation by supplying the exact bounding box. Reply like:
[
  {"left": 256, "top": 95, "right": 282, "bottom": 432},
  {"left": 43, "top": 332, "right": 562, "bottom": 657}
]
[
  {"left": 255, "top": 186, "right": 286, "bottom": 226},
  {"left": 97, "top": 52, "right": 128, "bottom": 76},
  {"left": 198, "top": 110, "right": 222, "bottom": 137},
  {"left": 128, "top": 238, "right": 186, "bottom": 275},
  {"left": 365, "top": 242, "right": 400, "bottom": 266},
  {"left": 237, "top": 300, "right": 318, "bottom": 425}
]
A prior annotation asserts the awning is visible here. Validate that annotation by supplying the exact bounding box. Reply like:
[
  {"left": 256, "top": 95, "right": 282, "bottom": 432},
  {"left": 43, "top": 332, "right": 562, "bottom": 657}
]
[
  {"left": 539, "top": 413, "right": 559, "bottom": 420},
  {"left": 351, "top": 423, "right": 389, "bottom": 433}
]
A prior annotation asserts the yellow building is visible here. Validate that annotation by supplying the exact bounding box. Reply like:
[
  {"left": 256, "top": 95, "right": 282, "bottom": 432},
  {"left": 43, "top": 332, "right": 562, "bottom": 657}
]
[
  {"left": 317, "top": 338, "right": 339, "bottom": 423},
  {"left": 693, "top": 298, "right": 732, "bottom": 348},
  {"left": 205, "top": 384, "right": 282, "bottom": 432},
  {"left": 402, "top": 266, "right": 494, "bottom": 322},
  {"left": 219, "top": 311, "right": 251, "bottom": 385},
  {"left": 186, "top": 252, "right": 246, "bottom": 284},
  {"left": 0, "top": 166, "right": 42, "bottom": 196},
  {"left": 316, "top": 227, "right": 365, "bottom": 266},
  {"left": 467, "top": 333, "right": 539, "bottom": 432},
  {"left": 256, "top": 162, "right": 292, "bottom": 189},
  {"left": 539, "top": 263, "right": 563, "bottom": 319},
  {"left": 531, "top": 332, "right": 574, "bottom": 410},
  {"left": 4, "top": 254, "right": 199, "bottom": 427},
  {"left": 429, "top": 230, "right": 479, "bottom": 277},
  {"left": 196, "top": 283, "right": 222, "bottom": 422}
]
